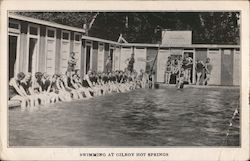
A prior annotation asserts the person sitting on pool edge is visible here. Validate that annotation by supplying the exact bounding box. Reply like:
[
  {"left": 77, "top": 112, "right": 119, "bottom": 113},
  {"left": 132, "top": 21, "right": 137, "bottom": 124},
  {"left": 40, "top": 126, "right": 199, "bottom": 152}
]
[
  {"left": 9, "top": 69, "right": 149, "bottom": 109},
  {"left": 20, "top": 73, "right": 37, "bottom": 108},
  {"left": 9, "top": 72, "right": 30, "bottom": 109}
]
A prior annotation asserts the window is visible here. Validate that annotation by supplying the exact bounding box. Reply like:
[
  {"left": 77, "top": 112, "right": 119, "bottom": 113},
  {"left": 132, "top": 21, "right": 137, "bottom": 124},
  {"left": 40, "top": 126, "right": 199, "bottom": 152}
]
[
  {"left": 8, "top": 21, "right": 20, "bottom": 34},
  {"left": 9, "top": 22, "right": 19, "bottom": 29},
  {"left": 29, "top": 26, "right": 38, "bottom": 35},
  {"left": 62, "top": 32, "right": 69, "bottom": 40},
  {"left": 75, "top": 34, "right": 81, "bottom": 41},
  {"left": 47, "top": 29, "right": 55, "bottom": 38},
  {"left": 99, "top": 44, "right": 104, "bottom": 52}
]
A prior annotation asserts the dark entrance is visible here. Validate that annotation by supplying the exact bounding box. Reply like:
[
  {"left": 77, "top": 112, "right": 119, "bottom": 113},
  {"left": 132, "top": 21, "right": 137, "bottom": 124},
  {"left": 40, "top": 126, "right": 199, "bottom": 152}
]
[
  {"left": 109, "top": 48, "right": 114, "bottom": 71},
  {"left": 86, "top": 46, "right": 91, "bottom": 73},
  {"left": 28, "top": 38, "right": 37, "bottom": 73},
  {"left": 9, "top": 35, "right": 18, "bottom": 80}
]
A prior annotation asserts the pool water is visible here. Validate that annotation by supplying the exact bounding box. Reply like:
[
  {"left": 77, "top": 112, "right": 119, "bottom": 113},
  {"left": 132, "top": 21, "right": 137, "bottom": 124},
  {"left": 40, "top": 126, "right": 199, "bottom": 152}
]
[{"left": 9, "top": 87, "right": 240, "bottom": 146}]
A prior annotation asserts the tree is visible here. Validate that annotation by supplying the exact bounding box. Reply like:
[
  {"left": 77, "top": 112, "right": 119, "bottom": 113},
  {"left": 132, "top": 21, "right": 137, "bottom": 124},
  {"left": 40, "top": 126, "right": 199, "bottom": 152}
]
[{"left": 14, "top": 12, "right": 240, "bottom": 44}]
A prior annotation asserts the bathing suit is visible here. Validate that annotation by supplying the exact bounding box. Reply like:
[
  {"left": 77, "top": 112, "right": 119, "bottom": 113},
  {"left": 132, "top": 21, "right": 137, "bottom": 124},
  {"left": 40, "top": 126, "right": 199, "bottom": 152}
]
[
  {"left": 122, "top": 75, "right": 127, "bottom": 83},
  {"left": 128, "top": 77, "right": 133, "bottom": 82},
  {"left": 128, "top": 57, "right": 135, "bottom": 72},
  {"left": 68, "top": 57, "right": 76, "bottom": 72},
  {"left": 89, "top": 76, "right": 94, "bottom": 83},
  {"left": 196, "top": 62, "right": 204, "bottom": 73},
  {"left": 117, "top": 75, "right": 122, "bottom": 83},
  {"left": 67, "top": 77, "right": 74, "bottom": 88},
  {"left": 138, "top": 74, "right": 143, "bottom": 81},
  {"left": 33, "top": 80, "right": 42, "bottom": 93},
  {"left": 9, "top": 79, "right": 19, "bottom": 99},
  {"left": 106, "top": 60, "right": 112, "bottom": 73},
  {"left": 41, "top": 80, "right": 51, "bottom": 91},
  {"left": 115, "top": 75, "right": 119, "bottom": 82},
  {"left": 93, "top": 76, "right": 98, "bottom": 84},
  {"left": 166, "top": 65, "right": 171, "bottom": 73},
  {"left": 20, "top": 81, "right": 31, "bottom": 95},
  {"left": 61, "top": 80, "right": 71, "bottom": 92},
  {"left": 112, "top": 76, "right": 116, "bottom": 82},
  {"left": 182, "top": 57, "right": 192, "bottom": 69},
  {"left": 206, "top": 63, "right": 212, "bottom": 74},
  {"left": 51, "top": 81, "right": 59, "bottom": 94},
  {"left": 149, "top": 75, "right": 153, "bottom": 81},
  {"left": 82, "top": 79, "right": 90, "bottom": 87},
  {"left": 103, "top": 76, "right": 108, "bottom": 83}
]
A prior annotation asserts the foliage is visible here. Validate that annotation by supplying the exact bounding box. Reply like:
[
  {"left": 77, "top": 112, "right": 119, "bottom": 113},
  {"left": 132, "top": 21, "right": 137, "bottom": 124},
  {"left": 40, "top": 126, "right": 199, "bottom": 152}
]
[{"left": 15, "top": 12, "right": 240, "bottom": 44}]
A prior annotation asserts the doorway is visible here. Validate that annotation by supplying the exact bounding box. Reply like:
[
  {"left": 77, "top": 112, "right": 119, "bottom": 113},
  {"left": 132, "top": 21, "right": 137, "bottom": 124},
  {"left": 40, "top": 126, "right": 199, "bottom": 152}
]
[
  {"left": 9, "top": 35, "right": 18, "bottom": 80},
  {"left": 109, "top": 48, "right": 114, "bottom": 71},
  {"left": 183, "top": 51, "right": 194, "bottom": 84},
  {"left": 28, "top": 38, "right": 38, "bottom": 75},
  {"left": 86, "top": 45, "right": 91, "bottom": 73}
]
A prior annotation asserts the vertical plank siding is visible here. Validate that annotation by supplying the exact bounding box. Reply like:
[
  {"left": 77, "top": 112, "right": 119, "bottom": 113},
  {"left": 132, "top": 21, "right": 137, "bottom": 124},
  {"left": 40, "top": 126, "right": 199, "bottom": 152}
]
[
  {"left": 92, "top": 41, "right": 98, "bottom": 72},
  {"left": 9, "top": 17, "right": 240, "bottom": 86},
  {"left": 39, "top": 25, "right": 46, "bottom": 73},
  {"left": 221, "top": 49, "right": 234, "bottom": 85},
  {"left": 55, "top": 29, "right": 61, "bottom": 74}
]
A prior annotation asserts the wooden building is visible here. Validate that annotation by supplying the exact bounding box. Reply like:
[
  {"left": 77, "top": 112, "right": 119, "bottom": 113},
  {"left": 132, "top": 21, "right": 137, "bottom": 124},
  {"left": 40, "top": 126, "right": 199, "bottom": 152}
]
[
  {"left": 8, "top": 13, "right": 85, "bottom": 79},
  {"left": 9, "top": 13, "right": 240, "bottom": 86}
]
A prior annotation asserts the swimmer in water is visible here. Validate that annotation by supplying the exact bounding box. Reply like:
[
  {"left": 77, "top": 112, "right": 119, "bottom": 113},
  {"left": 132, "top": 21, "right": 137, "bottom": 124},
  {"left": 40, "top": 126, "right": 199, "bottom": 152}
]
[{"left": 177, "top": 68, "right": 185, "bottom": 89}]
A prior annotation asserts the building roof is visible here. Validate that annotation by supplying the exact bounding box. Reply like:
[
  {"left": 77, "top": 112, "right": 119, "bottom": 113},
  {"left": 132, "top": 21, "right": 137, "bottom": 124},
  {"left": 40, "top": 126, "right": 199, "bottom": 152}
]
[
  {"left": 9, "top": 13, "right": 240, "bottom": 49},
  {"left": 82, "top": 35, "right": 120, "bottom": 45},
  {"left": 9, "top": 13, "right": 85, "bottom": 33}
]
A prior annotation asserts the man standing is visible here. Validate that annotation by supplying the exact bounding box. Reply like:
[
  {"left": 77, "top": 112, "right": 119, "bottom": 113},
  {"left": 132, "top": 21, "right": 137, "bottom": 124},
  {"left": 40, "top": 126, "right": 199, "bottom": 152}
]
[
  {"left": 105, "top": 56, "right": 112, "bottom": 73},
  {"left": 67, "top": 52, "right": 77, "bottom": 74},
  {"left": 127, "top": 52, "right": 135, "bottom": 73},
  {"left": 182, "top": 53, "right": 193, "bottom": 84}
]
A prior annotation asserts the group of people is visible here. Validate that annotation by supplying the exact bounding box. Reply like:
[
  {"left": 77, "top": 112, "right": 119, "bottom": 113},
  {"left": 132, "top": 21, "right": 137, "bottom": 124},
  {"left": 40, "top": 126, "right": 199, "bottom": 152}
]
[
  {"left": 164, "top": 53, "right": 212, "bottom": 88},
  {"left": 9, "top": 68, "right": 150, "bottom": 110}
]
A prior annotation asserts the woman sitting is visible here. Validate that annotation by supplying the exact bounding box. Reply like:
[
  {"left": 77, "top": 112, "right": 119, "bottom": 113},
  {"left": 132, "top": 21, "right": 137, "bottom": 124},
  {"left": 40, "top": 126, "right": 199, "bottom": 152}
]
[
  {"left": 20, "top": 73, "right": 37, "bottom": 108},
  {"left": 9, "top": 72, "right": 30, "bottom": 109},
  {"left": 70, "top": 74, "right": 92, "bottom": 98},
  {"left": 29, "top": 72, "right": 47, "bottom": 106},
  {"left": 57, "top": 75, "right": 73, "bottom": 101},
  {"left": 49, "top": 74, "right": 64, "bottom": 102}
]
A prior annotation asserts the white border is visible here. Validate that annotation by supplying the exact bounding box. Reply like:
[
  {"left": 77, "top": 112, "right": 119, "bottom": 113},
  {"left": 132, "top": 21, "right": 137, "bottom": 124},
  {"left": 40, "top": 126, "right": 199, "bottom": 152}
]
[{"left": 0, "top": 1, "right": 249, "bottom": 161}]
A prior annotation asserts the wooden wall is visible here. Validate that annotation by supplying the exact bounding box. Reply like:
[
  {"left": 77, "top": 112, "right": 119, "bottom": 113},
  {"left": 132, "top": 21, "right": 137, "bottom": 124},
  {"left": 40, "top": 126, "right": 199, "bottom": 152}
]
[
  {"left": 19, "top": 21, "right": 28, "bottom": 73},
  {"left": 38, "top": 25, "right": 46, "bottom": 73},
  {"left": 92, "top": 41, "right": 98, "bottom": 72},
  {"left": 221, "top": 49, "right": 234, "bottom": 85},
  {"left": 10, "top": 18, "right": 240, "bottom": 86},
  {"left": 55, "top": 29, "right": 61, "bottom": 74}
]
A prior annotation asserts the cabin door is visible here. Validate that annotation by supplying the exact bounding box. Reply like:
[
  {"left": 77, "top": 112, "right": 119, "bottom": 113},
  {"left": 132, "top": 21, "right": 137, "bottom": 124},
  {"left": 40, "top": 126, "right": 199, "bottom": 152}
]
[{"left": 28, "top": 37, "right": 39, "bottom": 76}]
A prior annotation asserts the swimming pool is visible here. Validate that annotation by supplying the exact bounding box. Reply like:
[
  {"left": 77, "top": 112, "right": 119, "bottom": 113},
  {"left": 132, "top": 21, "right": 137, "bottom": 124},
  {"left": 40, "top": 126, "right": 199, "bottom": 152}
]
[{"left": 9, "top": 87, "right": 240, "bottom": 146}]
